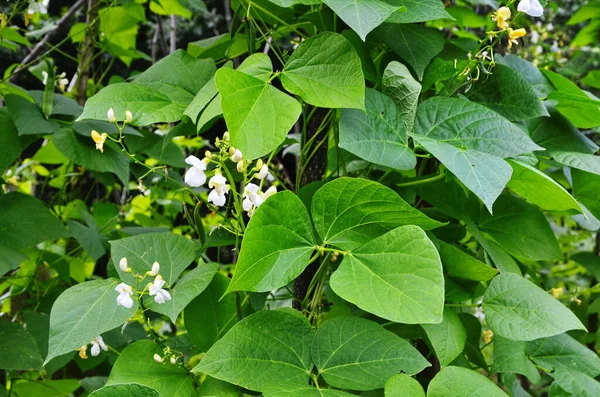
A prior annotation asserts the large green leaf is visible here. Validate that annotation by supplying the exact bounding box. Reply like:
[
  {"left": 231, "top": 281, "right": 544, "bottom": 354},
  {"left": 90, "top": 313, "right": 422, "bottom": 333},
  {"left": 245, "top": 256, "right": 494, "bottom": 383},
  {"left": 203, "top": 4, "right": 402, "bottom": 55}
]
[
  {"left": 281, "top": 32, "right": 365, "bottom": 109},
  {"left": 107, "top": 340, "right": 196, "bottom": 397},
  {"left": 145, "top": 263, "right": 218, "bottom": 322},
  {"left": 507, "top": 160, "right": 581, "bottom": 213},
  {"left": 528, "top": 333, "right": 600, "bottom": 377},
  {"left": 0, "top": 322, "right": 43, "bottom": 370},
  {"left": 46, "top": 278, "right": 138, "bottom": 363},
  {"left": 89, "top": 384, "right": 161, "bottom": 397},
  {"left": 226, "top": 191, "right": 315, "bottom": 293},
  {"left": 413, "top": 136, "right": 513, "bottom": 213},
  {"left": 384, "top": 374, "right": 425, "bottom": 397},
  {"left": 4, "top": 94, "right": 59, "bottom": 135},
  {"left": 0, "top": 109, "right": 35, "bottom": 173},
  {"left": 421, "top": 308, "right": 466, "bottom": 367},
  {"left": 312, "top": 316, "right": 429, "bottom": 390},
  {"left": 438, "top": 241, "right": 498, "bottom": 282},
  {"left": 478, "top": 194, "right": 562, "bottom": 261},
  {"left": 382, "top": 61, "right": 421, "bottom": 133},
  {"left": 0, "top": 192, "right": 69, "bottom": 276},
  {"left": 194, "top": 309, "right": 314, "bottom": 392},
  {"left": 330, "top": 225, "right": 444, "bottom": 323},
  {"left": 552, "top": 151, "right": 600, "bottom": 175},
  {"left": 322, "top": 0, "right": 401, "bottom": 41},
  {"left": 311, "top": 178, "right": 443, "bottom": 250},
  {"left": 263, "top": 384, "right": 355, "bottom": 397},
  {"left": 80, "top": 50, "right": 215, "bottom": 126},
  {"left": 427, "top": 366, "right": 509, "bottom": 397},
  {"left": 185, "top": 273, "right": 239, "bottom": 353},
  {"left": 385, "top": 0, "right": 453, "bottom": 23},
  {"left": 572, "top": 169, "right": 600, "bottom": 219},
  {"left": 414, "top": 98, "right": 543, "bottom": 158},
  {"left": 550, "top": 368, "right": 600, "bottom": 397},
  {"left": 198, "top": 377, "right": 240, "bottom": 397},
  {"left": 496, "top": 54, "right": 554, "bottom": 98},
  {"left": 465, "top": 64, "right": 549, "bottom": 121},
  {"left": 52, "top": 128, "right": 130, "bottom": 185},
  {"left": 110, "top": 232, "right": 197, "bottom": 287},
  {"left": 491, "top": 337, "right": 540, "bottom": 383},
  {"left": 528, "top": 108, "right": 598, "bottom": 154},
  {"left": 10, "top": 380, "right": 80, "bottom": 397},
  {"left": 339, "top": 88, "right": 416, "bottom": 171},
  {"left": 216, "top": 68, "right": 301, "bottom": 160},
  {"left": 373, "top": 23, "right": 444, "bottom": 79},
  {"left": 482, "top": 273, "right": 586, "bottom": 341}
]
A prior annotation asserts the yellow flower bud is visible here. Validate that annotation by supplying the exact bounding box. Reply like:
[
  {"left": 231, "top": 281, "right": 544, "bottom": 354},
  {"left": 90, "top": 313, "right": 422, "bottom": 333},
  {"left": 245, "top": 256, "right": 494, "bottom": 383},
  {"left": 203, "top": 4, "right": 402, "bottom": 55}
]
[
  {"left": 91, "top": 130, "right": 108, "bottom": 153},
  {"left": 492, "top": 7, "right": 511, "bottom": 30}
]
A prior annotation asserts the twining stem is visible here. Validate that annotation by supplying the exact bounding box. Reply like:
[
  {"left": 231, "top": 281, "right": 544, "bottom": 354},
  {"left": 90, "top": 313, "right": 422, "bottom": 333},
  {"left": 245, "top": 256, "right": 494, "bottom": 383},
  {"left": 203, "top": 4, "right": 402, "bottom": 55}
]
[{"left": 397, "top": 170, "right": 446, "bottom": 188}]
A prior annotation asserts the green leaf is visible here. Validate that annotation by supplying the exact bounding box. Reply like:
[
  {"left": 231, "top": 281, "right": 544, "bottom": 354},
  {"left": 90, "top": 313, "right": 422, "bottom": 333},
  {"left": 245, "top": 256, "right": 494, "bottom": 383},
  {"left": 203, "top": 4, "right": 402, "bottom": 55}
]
[
  {"left": 427, "top": 366, "right": 509, "bottom": 397},
  {"left": 478, "top": 194, "right": 562, "bottom": 261},
  {"left": 5, "top": 94, "right": 59, "bottom": 135},
  {"left": 582, "top": 70, "right": 600, "bottom": 89},
  {"left": 312, "top": 316, "right": 429, "bottom": 390},
  {"left": 382, "top": 61, "right": 422, "bottom": 133},
  {"left": 89, "top": 384, "right": 161, "bottom": 397},
  {"left": 552, "top": 151, "right": 600, "bottom": 175},
  {"left": 373, "top": 23, "right": 444, "bottom": 80},
  {"left": 385, "top": 0, "right": 453, "bottom": 23},
  {"left": 281, "top": 32, "right": 365, "bottom": 109},
  {"left": 46, "top": 278, "right": 138, "bottom": 363},
  {"left": 52, "top": 128, "right": 130, "bottom": 185},
  {"left": 145, "top": 262, "right": 218, "bottom": 323},
  {"left": 551, "top": 368, "right": 600, "bottom": 397},
  {"left": 438, "top": 241, "right": 498, "bottom": 282},
  {"left": 330, "top": 225, "right": 444, "bottom": 324},
  {"left": 528, "top": 333, "right": 600, "bottom": 377},
  {"left": 414, "top": 98, "right": 543, "bottom": 158},
  {"left": 80, "top": 51, "right": 215, "bottom": 126},
  {"left": 0, "top": 322, "right": 43, "bottom": 370},
  {"left": 263, "top": 383, "right": 355, "bottom": 397},
  {"left": 11, "top": 380, "right": 80, "bottom": 397},
  {"left": 482, "top": 273, "right": 586, "bottom": 341},
  {"left": 339, "top": 88, "right": 416, "bottom": 171},
  {"left": 507, "top": 160, "right": 581, "bottom": 213},
  {"left": 421, "top": 308, "right": 466, "bottom": 367},
  {"left": 528, "top": 108, "right": 598, "bottom": 154},
  {"left": 0, "top": 109, "right": 35, "bottom": 173},
  {"left": 216, "top": 68, "right": 301, "bottom": 160},
  {"left": 194, "top": 309, "right": 314, "bottom": 392},
  {"left": 465, "top": 64, "right": 549, "bottom": 121},
  {"left": 413, "top": 137, "right": 513, "bottom": 213},
  {"left": 311, "top": 178, "right": 443, "bottom": 250},
  {"left": 150, "top": 0, "right": 192, "bottom": 18},
  {"left": 496, "top": 54, "right": 554, "bottom": 98},
  {"left": 198, "top": 377, "right": 240, "bottom": 397},
  {"left": 491, "top": 337, "right": 541, "bottom": 383},
  {"left": 322, "top": 0, "right": 401, "bottom": 41},
  {"left": 185, "top": 273, "right": 239, "bottom": 352},
  {"left": 226, "top": 191, "right": 315, "bottom": 293},
  {"left": 385, "top": 374, "right": 425, "bottom": 397},
  {"left": 572, "top": 169, "right": 600, "bottom": 219},
  {"left": 107, "top": 340, "right": 196, "bottom": 397},
  {"left": 0, "top": 192, "right": 69, "bottom": 276}
]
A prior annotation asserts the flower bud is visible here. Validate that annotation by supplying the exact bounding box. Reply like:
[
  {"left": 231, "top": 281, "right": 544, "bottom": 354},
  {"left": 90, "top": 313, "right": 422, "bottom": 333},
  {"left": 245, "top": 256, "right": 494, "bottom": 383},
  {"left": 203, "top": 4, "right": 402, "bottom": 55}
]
[
  {"left": 149, "top": 261, "right": 160, "bottom": 277},
  {"left": 231, "top": 149, "right": 243, "bottom": 162},
  {"left": 119, "top": 257, "right": 131, "bottom": 272},
  {"left": 255, "top": 159, "right": 263, "bottom": 170},
  {"left": 125, "top": 110, "right": 133, "bottom": 123},
  {"left": 107, "top": 108, "right": 116, "bottom": 123},
  {"left": 257, "top": 164, "right": 269, "bottom": 180},
  {"left": 204, "top": 150, "right": 212, "bottom": 159},
  {"left": 170, "top": 356, "right": 177, "bottom": 365},
  {"left": 153, "top": 354, "right": 163, "bottom": 363},
  {"left": 223, "top": 131, "right": 230, "bottom": 141},
  {"left": 237, "top": 161, "right": 245, "bottom": 173}
]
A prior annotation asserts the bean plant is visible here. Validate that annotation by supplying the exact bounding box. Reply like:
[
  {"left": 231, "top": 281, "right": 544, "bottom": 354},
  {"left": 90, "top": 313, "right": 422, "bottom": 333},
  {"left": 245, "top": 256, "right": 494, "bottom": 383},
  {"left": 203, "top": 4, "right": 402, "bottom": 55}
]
[{"left": 0, "top": 0, "right": 599, "bottom": 396}]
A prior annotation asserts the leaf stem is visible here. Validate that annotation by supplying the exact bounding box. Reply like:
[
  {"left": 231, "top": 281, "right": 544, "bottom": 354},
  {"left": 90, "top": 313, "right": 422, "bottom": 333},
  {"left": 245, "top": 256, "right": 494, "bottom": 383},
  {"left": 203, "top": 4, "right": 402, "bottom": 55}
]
[{"left": 397, "top": 171, "right": 445, "bottom": 188}]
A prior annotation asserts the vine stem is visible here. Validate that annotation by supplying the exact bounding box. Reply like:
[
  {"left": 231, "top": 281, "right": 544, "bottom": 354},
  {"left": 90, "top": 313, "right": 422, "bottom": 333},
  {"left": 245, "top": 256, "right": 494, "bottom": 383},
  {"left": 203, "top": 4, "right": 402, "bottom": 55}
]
[{"left": 397, "top": 171, "right": 446, "bottom": 188}]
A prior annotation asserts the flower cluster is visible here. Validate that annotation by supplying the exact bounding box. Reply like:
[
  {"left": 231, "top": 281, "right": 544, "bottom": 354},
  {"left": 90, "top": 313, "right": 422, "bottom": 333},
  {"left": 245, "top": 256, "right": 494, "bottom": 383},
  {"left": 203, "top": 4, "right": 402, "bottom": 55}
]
[
  {"left": 183, "top": 132, "right": 278, "bottom": 215},
  {"left": 115, "top": 258, "right": 172, "bottom": 309},
  {"left": 90, "top": 108, "right": 133, "bottom": 153},
  {"left": 41, "top": 70, "right": 70, "bottom": 92}
]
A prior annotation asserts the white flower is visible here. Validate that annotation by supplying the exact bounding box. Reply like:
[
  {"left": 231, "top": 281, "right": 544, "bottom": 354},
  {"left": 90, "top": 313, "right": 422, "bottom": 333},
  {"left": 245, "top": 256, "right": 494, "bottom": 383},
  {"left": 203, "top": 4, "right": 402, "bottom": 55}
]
[
  {"left": 242, "top": 184, "right": 277, "bottom": 216},
  {"left": 153, "top": 353, "right": 163, "bottom": 363},
  {"left": 149, "top": 261, "right": 160, "bottom": 276},
  {"left": 170, "top": 356, "right": 177, "bottom": 364},
  {"left": 257, "top": 164, "right": 269, "bottom": 180},
  {"left": 90, "top": 336, "right": 108, "bottom": 356},
  {"left": 119, "top": 257, "right": 130, "bottom": 272},
  {"left": 231, "top": 149, "right": 243, "bottom": 162},
  {"left": 184, "top": 155, "right": 208, "bottom": 187},
  {"left": 148, "top": 275, "right": 171, "bottom": 304},
  {"left": 236, "top": 161, "right": 244, "bottom": 173},
  {"left": 41, "top": 71, "right": 48, "bottom": 86},
  {"left": 208, "top": 172, "right": 229, "bottom": 207},
  {"left": 518, "top": 0, "right": 544, "bottom": 17},
  {"left": 115, "top": 283, "right": 134, "bottom": 308},
  {"left": 107, "top": 108, "right": 116, "bottom": 123},
  {"left": 263, "top": 186, "right": 277, "bottom": 200},
  {"left": 58, "top": 78, "right": 69, "bottom": 91},
  {"left": 125, "top": 110, "right": 133, "bottom": 123}
]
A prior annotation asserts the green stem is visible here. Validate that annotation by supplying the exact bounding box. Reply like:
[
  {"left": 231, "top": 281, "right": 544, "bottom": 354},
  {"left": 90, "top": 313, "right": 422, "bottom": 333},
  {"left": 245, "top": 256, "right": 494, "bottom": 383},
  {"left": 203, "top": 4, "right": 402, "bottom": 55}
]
[{"left": 397, "top": 171, "right": 445, "bottom": 188}]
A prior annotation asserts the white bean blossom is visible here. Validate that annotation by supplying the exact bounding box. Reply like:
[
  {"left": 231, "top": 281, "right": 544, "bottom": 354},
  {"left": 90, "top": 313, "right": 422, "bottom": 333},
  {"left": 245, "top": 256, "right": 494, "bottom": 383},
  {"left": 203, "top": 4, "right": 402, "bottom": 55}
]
[
  {"left": 184, "top": 155, "right": 208, "bottom": 187},
  {"left": 208, "top": 172, "right": 229, "bottom": 207},
  {"left": 148, "top": 275, "right": 171, "bottom": 304},
  {"left": 518, "top": 0, "right": 544, "bottom": 17},
  {"left": 115, "top": 283, "right": 134, "bottom": 308},
  {"left": 90, "top": 336, "right": 108, "bottom": 356}
]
